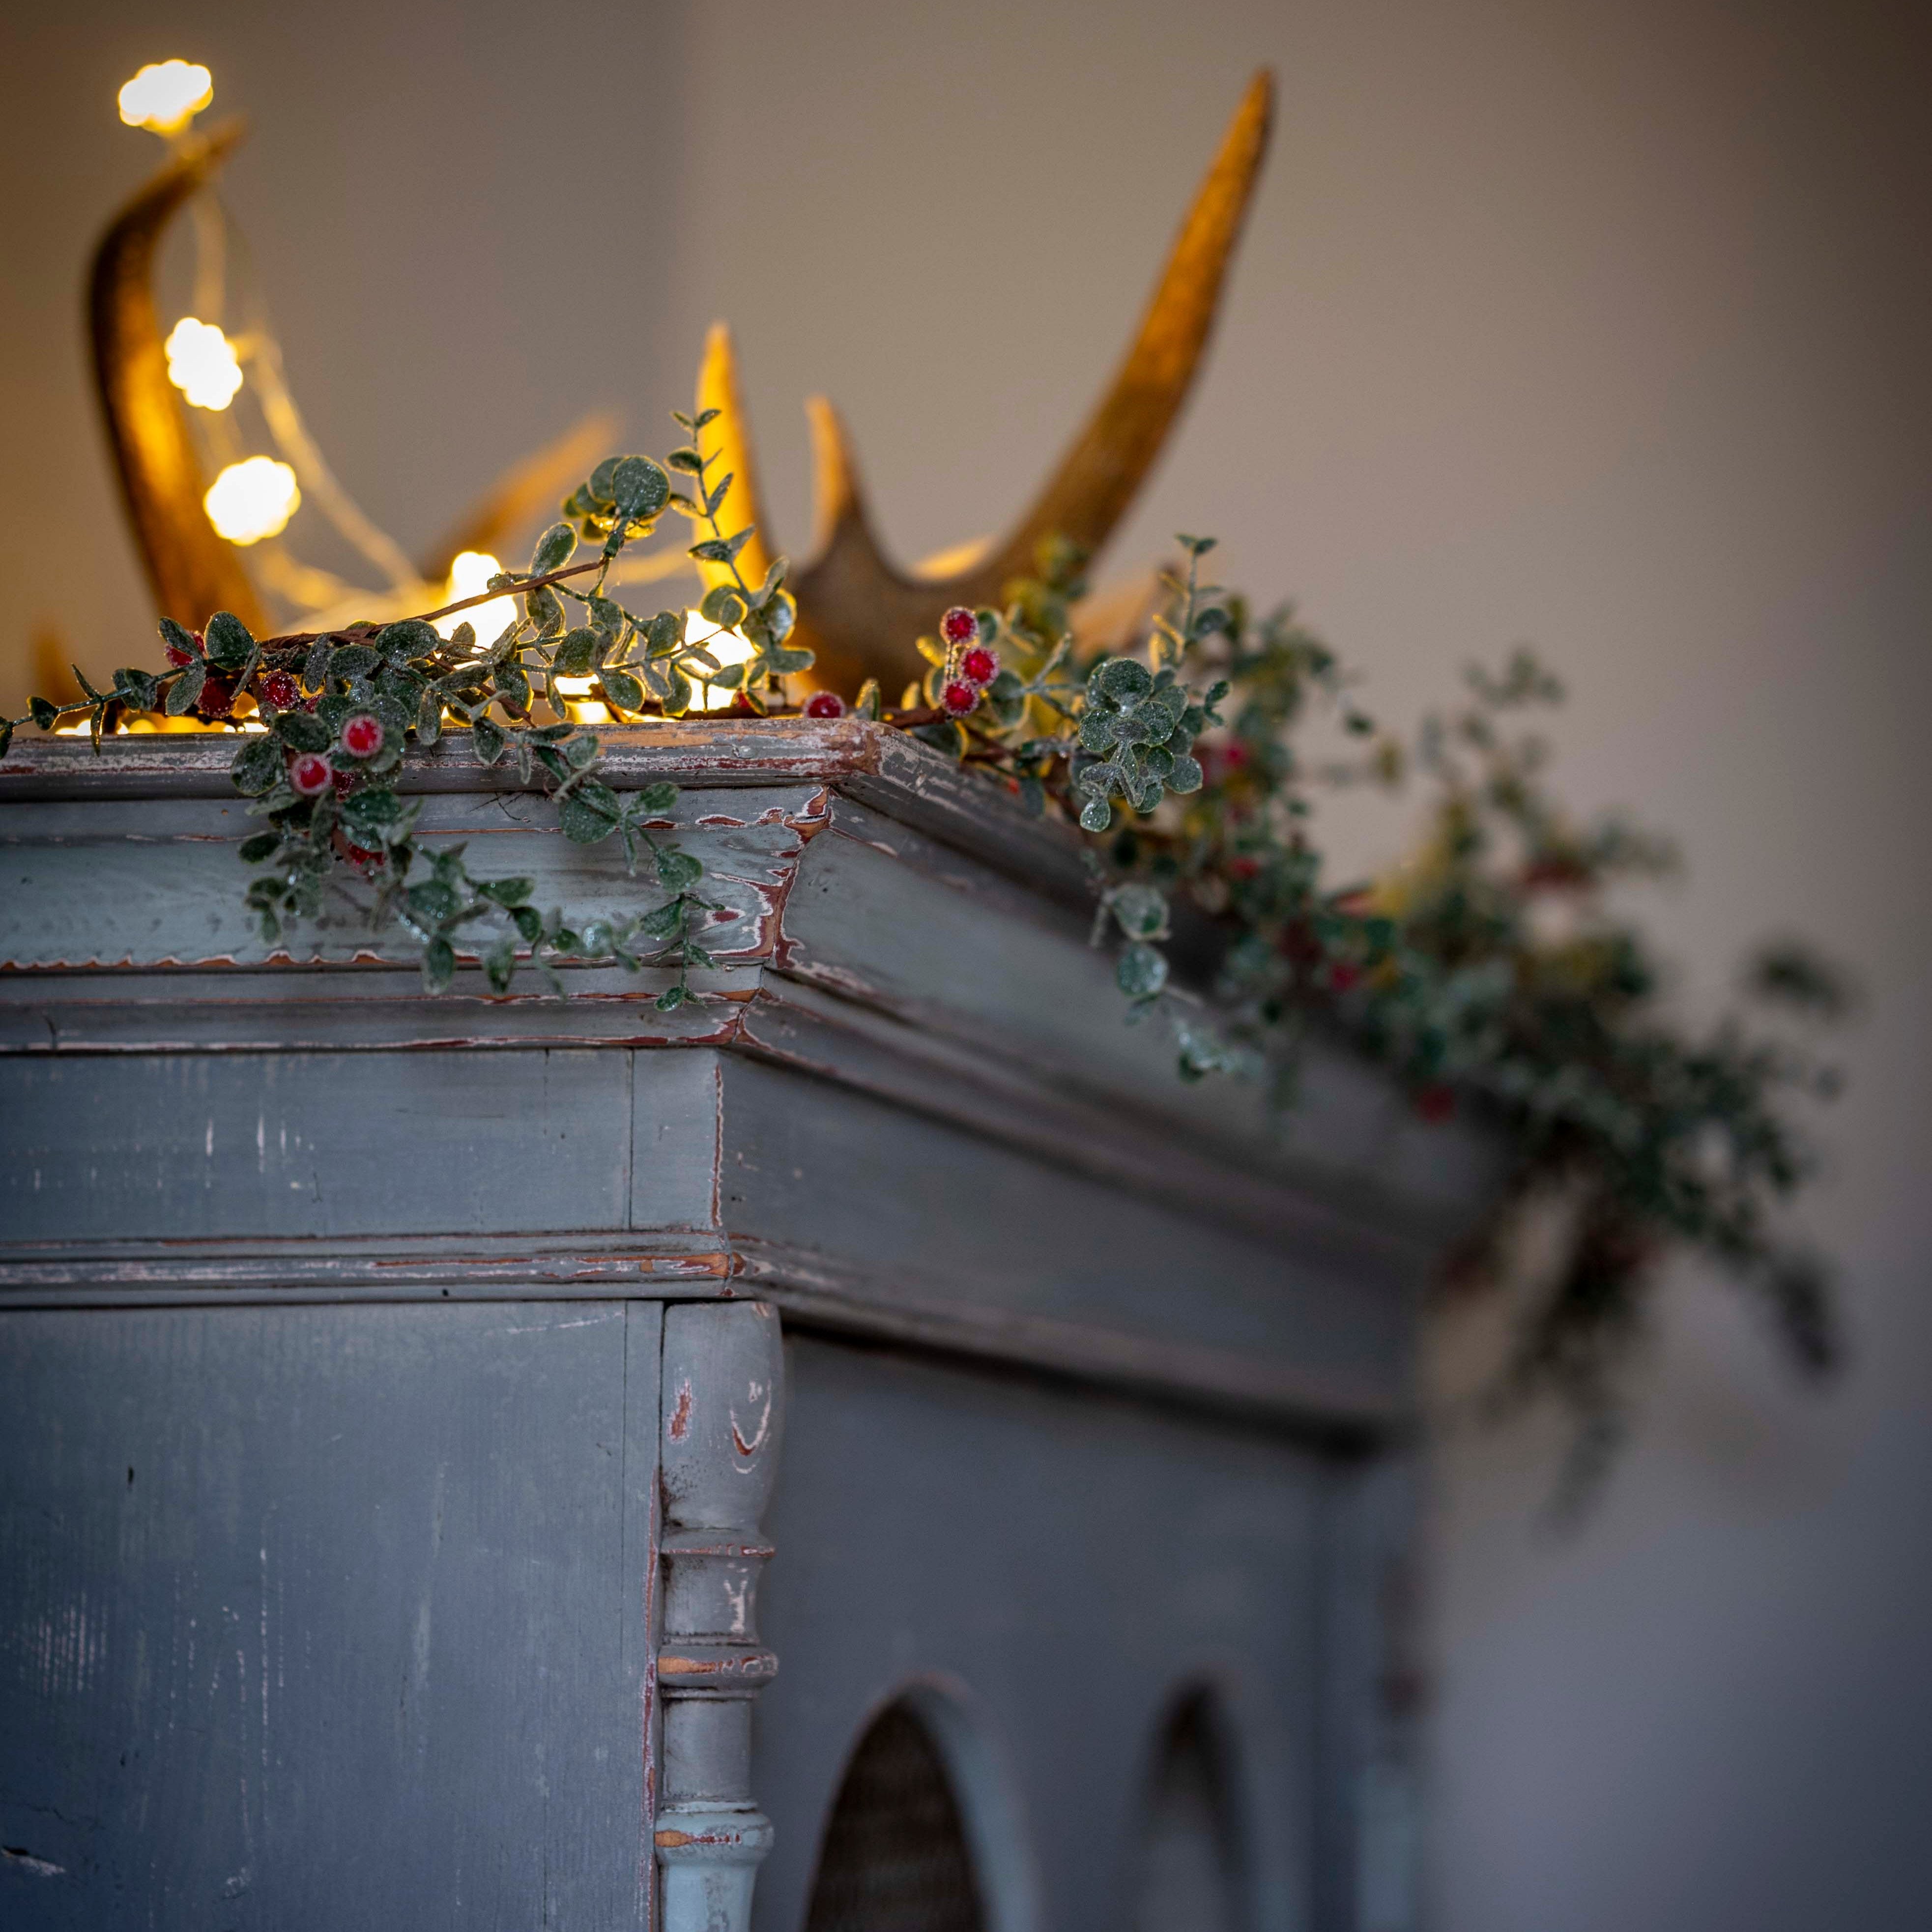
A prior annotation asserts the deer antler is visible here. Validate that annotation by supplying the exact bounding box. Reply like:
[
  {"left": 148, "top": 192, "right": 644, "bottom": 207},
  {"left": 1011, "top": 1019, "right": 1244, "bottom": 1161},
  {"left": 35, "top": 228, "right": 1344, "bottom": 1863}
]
[
  {"left": 702, "top": 68, "right": 1276, "bottom": 692},
  {"left": 88, "top": 117, "right": 269, "bottom": 635}
]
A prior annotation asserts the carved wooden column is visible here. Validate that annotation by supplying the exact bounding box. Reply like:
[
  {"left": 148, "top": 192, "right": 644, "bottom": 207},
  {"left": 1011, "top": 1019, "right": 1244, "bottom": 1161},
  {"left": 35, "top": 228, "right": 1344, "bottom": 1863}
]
[{"left": 657, "top": 1300, "right": 785, "bottom": 1932}]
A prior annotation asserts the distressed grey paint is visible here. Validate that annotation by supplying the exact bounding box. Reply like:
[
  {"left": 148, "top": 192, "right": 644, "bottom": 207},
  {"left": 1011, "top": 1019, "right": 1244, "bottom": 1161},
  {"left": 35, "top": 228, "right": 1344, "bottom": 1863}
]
[
  {"left": 0, "top": 724, "right": 1499, "bottom": 1928},
  {"left": 0, "top": 1299, "right": 662, "bottom": 1930},
  {"left": 753, "top": 1334, "right": 1323, "bottom": 1932}
]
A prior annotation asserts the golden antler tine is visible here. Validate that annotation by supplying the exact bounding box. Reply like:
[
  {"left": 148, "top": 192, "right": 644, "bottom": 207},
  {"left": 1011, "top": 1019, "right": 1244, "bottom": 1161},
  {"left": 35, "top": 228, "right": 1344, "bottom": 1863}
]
[
  {"left": 787, "top": 68, "right": 1275, "bottom": 685},
  {"left": 979, "top": 66, "right": 1274, "bottom": 577},
  {"left": 87, "top": 116, "right": 269, "bottom": 636},
  {"left": 417, "top": 412, "right": 619, "bottom": 585},
  {"left": 692, "top": 322, "right": 776, "bottom": 599}
]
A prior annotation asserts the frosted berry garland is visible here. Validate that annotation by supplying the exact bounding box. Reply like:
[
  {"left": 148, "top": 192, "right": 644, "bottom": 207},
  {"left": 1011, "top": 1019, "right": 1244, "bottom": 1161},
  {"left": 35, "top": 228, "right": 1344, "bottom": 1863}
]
[
  {"left": 5, "top": 437, "right": 1846, "bottom": 1482},
  {"left": 872, "top": 538, "right": 1847, "bottom": 1496},
  {"left": 3, "top": 418, "right": 801, "bottom": 1004}
]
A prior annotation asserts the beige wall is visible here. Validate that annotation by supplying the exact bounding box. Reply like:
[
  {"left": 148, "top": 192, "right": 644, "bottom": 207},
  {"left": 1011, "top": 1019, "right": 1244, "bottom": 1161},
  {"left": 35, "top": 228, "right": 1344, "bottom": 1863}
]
[{"left": 4, "top": 1, "right": 1929, "bottom": 1926}]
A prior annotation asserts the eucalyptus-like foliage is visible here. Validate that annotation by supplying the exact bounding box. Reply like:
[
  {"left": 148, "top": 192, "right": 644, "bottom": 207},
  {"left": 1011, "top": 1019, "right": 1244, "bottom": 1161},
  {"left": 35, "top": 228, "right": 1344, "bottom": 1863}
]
[
  {"left": 7, "top": 436, "right": 1844, "bottom": 1481},
  {"left": 4, "top": 419, "right": 806, "bottom": 1007},
  {"left": 905, "top": 538, "right": 1846, "bottom": 1490}
]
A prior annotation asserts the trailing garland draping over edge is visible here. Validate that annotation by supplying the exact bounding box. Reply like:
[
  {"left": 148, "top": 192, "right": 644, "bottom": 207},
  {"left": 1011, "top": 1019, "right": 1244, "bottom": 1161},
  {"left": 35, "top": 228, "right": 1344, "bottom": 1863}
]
[{"left": 4, "top": 423, "right": 1845, "bottom": 1491}]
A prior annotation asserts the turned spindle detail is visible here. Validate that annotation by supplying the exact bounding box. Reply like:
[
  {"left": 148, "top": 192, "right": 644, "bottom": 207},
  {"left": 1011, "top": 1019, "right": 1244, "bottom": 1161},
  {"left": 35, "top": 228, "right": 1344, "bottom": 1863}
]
[{"left": 656, "top": 1301, "right": 785, "bottom": 1932}]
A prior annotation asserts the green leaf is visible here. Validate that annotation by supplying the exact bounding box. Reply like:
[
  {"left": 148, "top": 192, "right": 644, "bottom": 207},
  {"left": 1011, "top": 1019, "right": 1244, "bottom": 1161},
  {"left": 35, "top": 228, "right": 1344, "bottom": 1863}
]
[
  {"left": 560, "top": 780, "right": 623, "bottom": 844},
  {"left": 647, "top": 609, "right": 685, "bottom": 658},
  {"left": 665, "top": 446, "right": 705, "bottom": 473},
  {"left": 698, "top": 583, "right": 747, "bottom": 627},
  {"left": 1167, "top": 753, "right": 1204, "bottom": 794},
  {"left": 689, "top": 528, "right": 752, "bottom": 565},
  {"left": 484, "top": 939, "right": 516, "bottom": 994},
  {"left": 376, "top": 618, "right": 440, "bottom": 663},
  {"left": 406, "top": 879, "right": 461, "bottom": 924},
  {"left": 416, "top": 689, "right": 444, "bottom": 744},
  {"left": 635, "top": 780, "right": 678, "bottom": 814},
  {"left": 114, "top": 666, "right": 161, "bottom": 711},
  {"left": 1093, "top": 658, "right": 1153, "bottom": 703},
  {"left": 273, "top": 710, "right": 330, "bottom": 752},
  {"left": 204, "top": 611, "right": 256, "bottom": 669},
  {"left": 1110, "top": 884, "right": 1169, "bottom": 941},
  {"left": 303, "top": 639, "right": 333, "bottom": 687},
  {"left": 496, "top": 661, "right": 530, "bottom": 714},
  {"left": 511, "top": 904, "right": 543, "bottom": 942},
  {"left": 238, "top": 830, "right": 281, "bottom": 864},
  {"left": 529, "top": 521, "right": 577, "bottom": 573},
  {"left": 611, "top": 455, "right": 669, "bottom": 519},
  {"left": 472, "top": 717, "right": 506, "bottom": 764},
  {"left": 1079, "top": 795, "right": 1112, "bottom": 834},
  {"left": 526, "top": 585, "right": 563, "bottom": 636},
  {"left": 1116, "top": 943, "right": 1169, "bottom": 999},
  {"left": 553, "top": 627, "right": 600, "bottom": 677},
  {"left": 655, "top": 846, "right": 703, "bottom": 892},
  {"left": 1079, "top": 709, "right": 1125, "bottom": 752},
  {"left": 476, "top": 875, "right": 533, "bottom": 907},
  {"left": 230, "top": 735, "right": 283, "bottom": 797},
  {"left": 0, "top": 721, "right": 11, "bottom": 760},
  {"left": 655, "top": 984, "right": 688, "bottom": 1012},
  {"left": 342, "top": 788, "right": 404, "bottom": 832},
  {"left": 422, "top": 936, "right": 456, "bottom": 992},
  {"left": 705, "top": 471, "right": 734, "bottom": 517},
  {"left": 600, "top": 669, "right": 644, "bottom": 711},
  {"left": 159, "top": 617, "right": 200, "bottom": 661},
  {"left": 763, "top": 591, "right": 799, "bottom": 647},
  {"left": 164, "top": 667, "right": 205, "bottom": 716},
  {"left": 329, "top": 643, "right": 379, "bottom": 683}
]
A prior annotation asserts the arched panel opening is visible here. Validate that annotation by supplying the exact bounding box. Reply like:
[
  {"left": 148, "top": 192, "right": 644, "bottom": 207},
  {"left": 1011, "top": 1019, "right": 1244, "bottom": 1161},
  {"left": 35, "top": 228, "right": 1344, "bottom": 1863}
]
[
  {"left": 804, "top": 1698, "right": 987, "bottom": 1932},
  {"left": 1130, "top": 1687, "right": 1250, "bottom": 1932}
]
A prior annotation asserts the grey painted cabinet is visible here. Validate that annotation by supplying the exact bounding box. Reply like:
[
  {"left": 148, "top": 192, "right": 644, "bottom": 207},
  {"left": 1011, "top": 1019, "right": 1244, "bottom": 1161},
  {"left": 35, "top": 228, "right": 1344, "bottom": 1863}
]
[{"left": 0, "top": 721, "right": 1497, "bottom": 1931}]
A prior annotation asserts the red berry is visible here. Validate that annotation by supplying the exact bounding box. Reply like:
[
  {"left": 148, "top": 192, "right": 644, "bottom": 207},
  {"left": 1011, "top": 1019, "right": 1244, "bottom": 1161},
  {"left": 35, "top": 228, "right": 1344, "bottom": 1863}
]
[
  {"left": 340, "top": 713, "right": 384, "bottom": 758},
  {"left": 940, "top": 606, "right": 978, "bottom": 648},
  {"left": 343, "top": 843, "right": 386, "bottom": 869},
  {"left": 940, "top": 680, "right": 979, "bottom": 717},
  {"left": 959, "top": 644, "right": 998, "bottom": 687},
  {"left": 288, "top": 752, "right": 333, "bottom": 796},
  {"left": 260, "top": 671, "right": 299, "bottom": 711},
  {"left": 1328, "top": 961, "right": 1362, "bottom": 993},
  {"left": 196, "top": 675, "right": 233, "bottom": 718},
  {"left": 331, "top": 769, "right": 356, "bottom": 795},
  {"left": 165, "top": 643, "right": 193, "bottom": 668},
  {"left": 1415, "top": 1083, "right": 1456, "bottom": 1124},
  {"left": 802, "top": 690, "right": 846, "bottom": 719}
]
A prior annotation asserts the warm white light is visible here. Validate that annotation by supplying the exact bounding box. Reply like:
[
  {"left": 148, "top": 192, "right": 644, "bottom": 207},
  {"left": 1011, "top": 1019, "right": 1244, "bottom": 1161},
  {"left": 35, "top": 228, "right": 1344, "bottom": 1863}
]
[
  {"left": 118, "top": 60, "right": 213, "bottom": 134},
  {"left": 203, "top": 458, "right": 299, "bottom": 544},
  {"left": 435, "top": 551, "right": 518, "bottom": 648},
  {"left": 685, "top": 612, "right": 756, "bottom": 711},
  {"left": 164, "top": 317, "right": 243, "bottom": 409}
]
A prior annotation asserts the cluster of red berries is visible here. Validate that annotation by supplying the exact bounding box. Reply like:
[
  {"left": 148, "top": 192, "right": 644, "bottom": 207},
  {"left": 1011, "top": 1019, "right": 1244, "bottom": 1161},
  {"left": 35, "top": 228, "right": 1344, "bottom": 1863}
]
[
  {"left": 938, "top": 606, "right": 1000, "bottom": 719},
  {"left": 285, "top": 713, "right": 383, "bottom": 800}
]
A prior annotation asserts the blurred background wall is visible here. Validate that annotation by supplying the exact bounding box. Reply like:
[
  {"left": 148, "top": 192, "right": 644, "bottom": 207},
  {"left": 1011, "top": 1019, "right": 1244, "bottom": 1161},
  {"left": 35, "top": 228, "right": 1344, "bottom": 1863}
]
[{"left": 3, "top": 1, "right": 1927, "bottom": 1926}]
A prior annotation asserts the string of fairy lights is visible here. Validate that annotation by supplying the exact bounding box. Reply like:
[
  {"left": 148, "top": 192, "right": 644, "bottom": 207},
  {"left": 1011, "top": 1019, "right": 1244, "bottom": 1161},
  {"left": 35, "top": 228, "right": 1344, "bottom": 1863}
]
[{"left": 112, "top": 59, "right": 754, "bottom": 712}]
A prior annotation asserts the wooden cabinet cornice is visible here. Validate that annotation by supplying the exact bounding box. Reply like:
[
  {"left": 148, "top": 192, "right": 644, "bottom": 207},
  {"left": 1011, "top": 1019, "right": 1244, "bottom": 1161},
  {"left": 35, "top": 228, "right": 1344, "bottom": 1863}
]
[{"left": 0, "top": 721, "right": 1498, "bottom": 1932}]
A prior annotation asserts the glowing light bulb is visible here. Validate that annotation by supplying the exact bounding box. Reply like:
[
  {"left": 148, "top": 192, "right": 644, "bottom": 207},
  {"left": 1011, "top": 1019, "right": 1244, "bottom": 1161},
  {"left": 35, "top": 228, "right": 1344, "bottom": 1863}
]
[
  {"left": 164, "top": 317, "right": 243, "bottom": 410},
  {"left": 683, "top": 613, "right": 757, "bottom": 712},
  {"left": 435, "top": 551, "right": 519, "bottom": 647},
  {"left": 203, "top": 458, "right": 300, "bottom": 545},
  {"left": 117, "top": 60, "right": 213, "bottom": 134}
]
